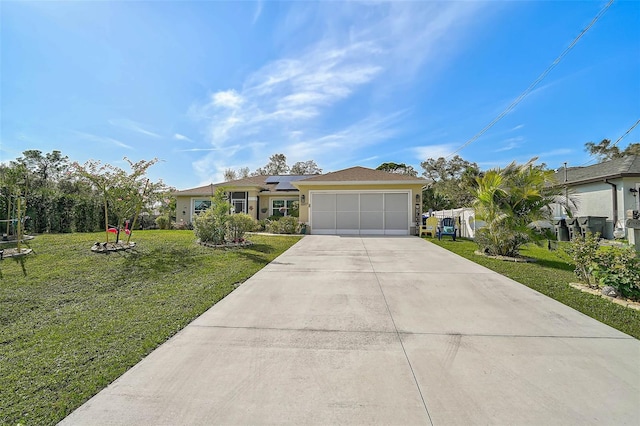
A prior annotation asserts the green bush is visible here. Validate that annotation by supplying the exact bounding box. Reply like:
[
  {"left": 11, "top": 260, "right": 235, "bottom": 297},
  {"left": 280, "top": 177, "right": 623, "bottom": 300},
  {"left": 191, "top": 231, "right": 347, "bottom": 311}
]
[
  {"left": 593, "top": 246, "right": 640, "bottom": 300},
  {"left": 564, "top": 233, "right": 640, "bottom": 300},
  {"left": 155, "top": 215, "right": 170, "bottom": 230},
  {"left": 227, "top": 213, "right": 256, "bottom": 242},
  {"left": 193, "top": 189, "right": 230, "bottom": 245},
  {"left": 256, "top": 219, "right": 267, "bottom": 232},
  {"left": 171, "top": 221, "right": 193, "bottom": 230},
  {"left": 473, "top": 160, "right": 564, "bottom": 257},
  {"left": 563, "top": 232, "right": 600, "bottom": 287},
  {"left": 475, "top": 227, "right": 529, "bottom": 257},
  {"left": 266, "top": 216, "right": 300, "bottom": 234}
]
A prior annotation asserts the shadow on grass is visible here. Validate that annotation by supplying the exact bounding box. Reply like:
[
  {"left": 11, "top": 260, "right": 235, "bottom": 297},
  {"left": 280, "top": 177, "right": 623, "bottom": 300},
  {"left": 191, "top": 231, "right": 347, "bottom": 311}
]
[
  {"left": 119, "top": 246, "right": 202, "bottom": 276},
  {"left": 12, "top": 255, "right": 28, "bottom": 276},
  {"left": 245, "top": 243, "right": 275, "bottom": 254},
  {"left": 534, "top": 257, "right": 575, "bottom": 272},
  {"left": 435, "top": 239, "right": 575, "bottom": 273},
  {"left": 235, "top": 245, "right": 276, "bottom": 265}
]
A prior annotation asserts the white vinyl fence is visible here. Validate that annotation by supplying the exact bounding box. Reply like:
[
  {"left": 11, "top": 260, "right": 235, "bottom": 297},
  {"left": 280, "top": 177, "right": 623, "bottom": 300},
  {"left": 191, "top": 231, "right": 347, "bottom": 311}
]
[{"left": 425, "top": 207, "right": 484, "bottom": 239}]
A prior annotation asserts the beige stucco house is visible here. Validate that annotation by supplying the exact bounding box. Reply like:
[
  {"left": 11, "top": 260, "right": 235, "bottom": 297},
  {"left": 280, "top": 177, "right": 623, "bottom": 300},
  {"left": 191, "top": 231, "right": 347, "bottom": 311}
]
[{"left": 175, "top": 166, "right": 429, "bottom": 235}]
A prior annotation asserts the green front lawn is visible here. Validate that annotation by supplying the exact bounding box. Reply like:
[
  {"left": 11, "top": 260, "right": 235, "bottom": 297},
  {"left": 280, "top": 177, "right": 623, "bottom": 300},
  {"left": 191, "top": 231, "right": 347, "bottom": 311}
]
[
  {"left": 0, "top": 231, "right": 301, "bottom": 425},
  {"left": 429, "top": 238, "right": 640, "bottom": 340}
]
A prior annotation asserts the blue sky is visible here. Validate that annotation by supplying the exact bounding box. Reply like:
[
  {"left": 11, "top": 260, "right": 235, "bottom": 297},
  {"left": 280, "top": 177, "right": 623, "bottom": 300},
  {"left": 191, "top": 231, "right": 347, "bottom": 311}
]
[{"left": 2, "top": 1, "right": 639, "bottom": 189}]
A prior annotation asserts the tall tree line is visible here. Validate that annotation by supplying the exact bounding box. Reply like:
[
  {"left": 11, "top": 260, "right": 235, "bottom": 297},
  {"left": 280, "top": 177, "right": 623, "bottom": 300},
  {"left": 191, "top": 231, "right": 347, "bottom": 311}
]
[{"left": 0, "top": 150, "right": 170, "bottom": 234}]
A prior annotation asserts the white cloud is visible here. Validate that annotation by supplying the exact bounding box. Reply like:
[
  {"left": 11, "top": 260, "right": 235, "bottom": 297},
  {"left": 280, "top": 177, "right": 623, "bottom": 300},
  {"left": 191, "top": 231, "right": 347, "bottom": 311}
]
[
  {"left": 273, "top": 112, "right": 406, "bottom": 170},
  {"left": 494, "top": 137, "right": 524, "bottom": 152},
  {"left": 174, "top": 133, "right": 193, "bottom": 142},
  {"left": 536, "top": 148, "right": 573, "bottom": 158},
  {"left": 108, "top": 119, "right": 161, "bottom": 138},
  {"left": 177, "top": 148, "right": 225, "bottom": 152},
  {"left": 354, "top": 155, "right": 380, "bottom": 164},
  {"left": 74, "top": 131, "right": 133, "bottom": 150},
  {"left": 252, "top": 0, "right": 263, "bottom": 25},
  {"left": 477, "top": 148, "right": 574, "bottom": 170},
  {"left": 413, "top": 144, "right": 457, "bottom": 161},
  {"left": 212, "top": 90, "right": 244, "bottom": 109},
  {"left": 187, "top": 2, "right": 488, "bottom": 183}
]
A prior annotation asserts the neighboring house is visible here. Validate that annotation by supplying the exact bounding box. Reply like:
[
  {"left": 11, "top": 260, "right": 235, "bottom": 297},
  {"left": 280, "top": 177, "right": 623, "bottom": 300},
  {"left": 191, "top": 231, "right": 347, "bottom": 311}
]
[
  {"left": 175, "top": 166, "right": 429, "bottom": 235},
  {"left": 553, "top": 155, "right": 640, "bottom": 239}
]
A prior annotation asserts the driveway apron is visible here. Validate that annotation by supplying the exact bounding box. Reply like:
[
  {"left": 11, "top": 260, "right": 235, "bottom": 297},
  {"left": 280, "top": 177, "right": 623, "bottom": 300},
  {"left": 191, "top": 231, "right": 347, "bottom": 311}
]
[{"left": 61, "top": 236, "right": 640, "bottom": 425}]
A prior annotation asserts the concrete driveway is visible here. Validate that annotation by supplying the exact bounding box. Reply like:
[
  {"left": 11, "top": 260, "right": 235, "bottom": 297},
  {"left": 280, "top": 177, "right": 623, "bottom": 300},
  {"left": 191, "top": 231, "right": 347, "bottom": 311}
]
[{"left": 61, "top": 236, "right": 639, "bottom": 425}]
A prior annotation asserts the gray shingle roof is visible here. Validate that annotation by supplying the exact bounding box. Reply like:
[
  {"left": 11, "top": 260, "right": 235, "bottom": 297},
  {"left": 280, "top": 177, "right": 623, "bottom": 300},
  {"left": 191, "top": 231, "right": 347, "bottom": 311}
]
[
  {"left": 174, "top": 175, "right": 269, "bottom": 196},
  {"left": 296, "top": 166, "right": 429, "bottom": 183},
  {"left": 174, "top": 174, "right": 316, "bottom": 195},
  {"left": 555, "top": 155, "right": 640, "bottom": 185},
  {"left": 175, "top": 166, "right": 429, "bottom": 196}
]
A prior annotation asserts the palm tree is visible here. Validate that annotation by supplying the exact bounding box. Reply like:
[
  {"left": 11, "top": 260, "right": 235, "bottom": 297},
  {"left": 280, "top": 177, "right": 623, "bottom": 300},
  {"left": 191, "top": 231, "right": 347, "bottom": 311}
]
[{"left": 473, "top": 159, "right": 561, "bottom": 257}]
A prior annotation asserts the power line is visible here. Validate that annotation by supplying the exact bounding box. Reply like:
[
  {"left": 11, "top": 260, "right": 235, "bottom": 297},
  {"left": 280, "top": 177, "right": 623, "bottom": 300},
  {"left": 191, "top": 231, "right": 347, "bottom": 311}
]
[
  {"left": 611, "top": 118, "right": 640, "bottom": 148},
  {"left": 445, "top": 0, "right": 615, "bottom": 159},
  {"left": 580, "top": 118, "right": 640, "bottom": 166}
]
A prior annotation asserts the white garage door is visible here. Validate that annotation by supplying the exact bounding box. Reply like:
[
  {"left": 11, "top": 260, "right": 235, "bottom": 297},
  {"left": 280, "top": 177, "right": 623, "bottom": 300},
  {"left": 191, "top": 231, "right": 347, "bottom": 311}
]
[{"left": 311, "top": 192, "right": 409, "bottom": 235}]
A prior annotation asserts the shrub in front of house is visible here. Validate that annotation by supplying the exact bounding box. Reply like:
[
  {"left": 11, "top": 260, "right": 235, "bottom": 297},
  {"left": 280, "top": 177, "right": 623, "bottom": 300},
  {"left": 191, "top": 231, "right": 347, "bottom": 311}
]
[
  {"left": 255, "top": 219, "right": 267, "bottom": 232},
  {"left": 193, "top": 189, "right": 230, "bottom": 245},
  {"left": 266, "top": 216, "right": 300, "bottom": 234},
  {"left": 155, "top": 215, "right": 170, "bottom": 230},
  {"left": 474, "top": 227, "right": 529, "bottom": 257},
  {"left": 171, "top": 221, "right": 193, "bottom": 230},
  {"left": 592, "top": 246, "right": 640, "bottom": 300},
  {"left": 563, "top": 232, "right": 600, "bottom": 287},
  {"left": 193, "top": 189, "right": 257, "bottom": 245},
  {"left": 564, "top": 233, "right": 640, "bottom": 300},
  {"left": 227, "top": 213, "right": 255, "bottom": 242},
  {"left": 473, "top": 159, "right": 562, "bottom": 257},
  {"left": 194, "top": 207, "right": 226, "bottom": 245}
]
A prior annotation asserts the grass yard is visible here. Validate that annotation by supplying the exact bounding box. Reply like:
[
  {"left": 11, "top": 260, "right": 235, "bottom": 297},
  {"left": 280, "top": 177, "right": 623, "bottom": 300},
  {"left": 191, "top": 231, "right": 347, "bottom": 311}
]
[
  {"left": 429, "top": 238, "right": 640, "bottom": 340},
  {"left": 0, "top": 230, "right": 301, "bottom": 425}
]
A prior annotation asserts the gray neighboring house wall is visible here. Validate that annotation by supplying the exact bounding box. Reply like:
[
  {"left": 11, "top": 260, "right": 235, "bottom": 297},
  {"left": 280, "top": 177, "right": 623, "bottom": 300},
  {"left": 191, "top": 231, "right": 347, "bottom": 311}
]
[{"left": 554, "top": 155, "right": 640, "bottom": 239}]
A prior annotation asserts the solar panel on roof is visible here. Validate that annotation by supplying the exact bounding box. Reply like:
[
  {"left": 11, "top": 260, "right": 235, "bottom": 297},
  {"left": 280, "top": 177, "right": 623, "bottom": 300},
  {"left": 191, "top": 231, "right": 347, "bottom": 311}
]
[
  {"left": 265, "top": 175, "right": 310, "bottom": 183},
  {"left": 275, "top": 181, "right": 296, "bottom": 190},
  {"left": 264, "top": 175, "right": 311, "bottom": 190}
]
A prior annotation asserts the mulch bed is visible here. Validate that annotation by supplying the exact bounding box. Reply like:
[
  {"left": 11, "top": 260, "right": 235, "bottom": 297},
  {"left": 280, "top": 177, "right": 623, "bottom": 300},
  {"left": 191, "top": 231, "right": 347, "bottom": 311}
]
[
  {"left": 569, "top": 282, "right": 640, "bottom": 311},
  {"left": 198, "top": 240, "right": 254, "bottom": 249},
  {"left": 0, "top": 247, "right": 33, "bottom": 259},
  {"left": 91, "top": 241, "right": 136, "bottom": 253}
]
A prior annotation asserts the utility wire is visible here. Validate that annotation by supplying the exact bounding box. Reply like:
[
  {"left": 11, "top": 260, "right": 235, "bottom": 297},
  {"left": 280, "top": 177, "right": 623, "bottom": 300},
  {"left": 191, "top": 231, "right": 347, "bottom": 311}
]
[
  {"left": 611, "top": 118, "right": 640, "bottom": 148},
  {"left": 445, "top": 0, "right": 615, "bottom": 159},
  {"left": 580, "top": 118, "right": 640, "bottom": 166}
]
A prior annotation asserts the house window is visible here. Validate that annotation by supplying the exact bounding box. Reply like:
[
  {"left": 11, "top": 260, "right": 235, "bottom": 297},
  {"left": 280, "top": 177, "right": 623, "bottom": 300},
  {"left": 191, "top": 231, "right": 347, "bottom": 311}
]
[
  {"left": 271, "top": 199, "right": 297, "bottom": 217},
  {"left": 232, "top": 199, "right": 245, "bottom": 214},
  {"left": 230, "top": 192, "right": 247, "bottom": 214},
  {"left": 194, "top": 199, "right": 211, "bottom": 215}
]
